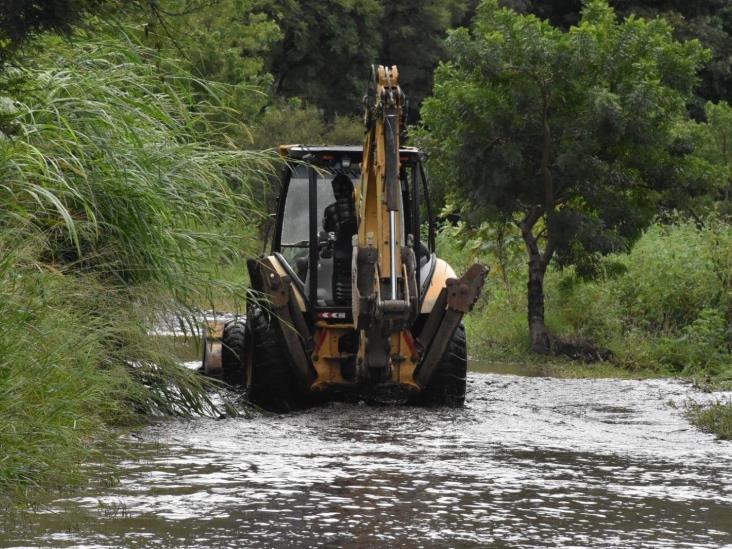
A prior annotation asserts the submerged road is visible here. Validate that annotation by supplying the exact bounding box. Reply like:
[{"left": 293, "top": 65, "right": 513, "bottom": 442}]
[{"left": 3, "top": 369, "right": 732, "bottom": 548}]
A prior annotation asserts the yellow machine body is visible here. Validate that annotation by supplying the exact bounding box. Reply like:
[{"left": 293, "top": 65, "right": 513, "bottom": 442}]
[{"left": 255, "top": 251, "right": 459, "bottom": 393}]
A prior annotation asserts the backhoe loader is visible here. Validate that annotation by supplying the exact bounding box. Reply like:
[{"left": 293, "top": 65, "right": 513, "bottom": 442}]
[{"left": 202, "top": 66, "right": 488, "bottom": 411}]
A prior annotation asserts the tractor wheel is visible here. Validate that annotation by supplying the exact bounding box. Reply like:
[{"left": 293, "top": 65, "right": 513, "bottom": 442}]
[
  {"left": 410, "top": 323, "right": 467, "bottom": 407},
  {"left": 221, "top": 319, "right": 247, "bottom": 385},
  {"left": 247, "top": 306, "right": 310, "bottom": 412}
]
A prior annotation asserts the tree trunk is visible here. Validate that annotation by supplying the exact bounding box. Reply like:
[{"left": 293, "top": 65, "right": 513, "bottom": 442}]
[
  {"left": 527, "top": 250, "right": 550, "bottom": 354},
  {"left": 520, "top": 213, "right": 552, "bottom": 354},
  {"left": 526, "top": 88, "right": 554, "bottom": 354}
]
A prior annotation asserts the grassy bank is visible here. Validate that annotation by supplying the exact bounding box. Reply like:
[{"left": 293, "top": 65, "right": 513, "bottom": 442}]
[
  {"left": 0, "top": 241, "right": 217, "bottom": 503},
  {"left": 440, "top": 218, "right": 732, "bottom": 436},
  {"left": 0, "top": 32, "right": 275, "bottom": 507},
  {"left": 688, "top": 400, "right": 732, "bottom": 440},
  {"left": 470, "top": 357, "right": 663, "bottom": 380}
]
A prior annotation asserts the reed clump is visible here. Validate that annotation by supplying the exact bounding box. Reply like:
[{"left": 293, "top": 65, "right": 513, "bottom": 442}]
[{"left": 0, "top": 32, "right": 276, "bottom": 504}]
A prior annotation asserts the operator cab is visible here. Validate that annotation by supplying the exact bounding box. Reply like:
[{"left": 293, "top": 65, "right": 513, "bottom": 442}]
[{"left": 271, "top": 145, "right": 436, "bottom": 322}]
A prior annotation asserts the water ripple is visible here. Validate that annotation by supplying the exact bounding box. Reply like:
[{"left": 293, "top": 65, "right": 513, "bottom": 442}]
[{"left": 3, "top": 373, "right": 731, "bottom": 548}]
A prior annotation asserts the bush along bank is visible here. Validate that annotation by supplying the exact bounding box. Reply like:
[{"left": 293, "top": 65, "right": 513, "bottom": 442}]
[
  {"left": 0, "top": 33, "right": 276, "bottom": 506},
  {"left": 688, "top": 400, "right": 732, "bottom": 441}
]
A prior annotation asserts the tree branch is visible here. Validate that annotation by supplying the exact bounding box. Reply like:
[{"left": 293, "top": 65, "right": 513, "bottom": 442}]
[{"left": 147, "top": 1, "right": 187, "bottom": 58}]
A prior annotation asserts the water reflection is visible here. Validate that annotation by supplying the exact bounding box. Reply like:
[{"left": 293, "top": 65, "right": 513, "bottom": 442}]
[{"left": 3, "top": 372, "right": 731, "bottom": 548}]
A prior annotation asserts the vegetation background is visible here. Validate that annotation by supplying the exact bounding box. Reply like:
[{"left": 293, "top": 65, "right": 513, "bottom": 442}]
[{"left": 1, "top": 0, "right": 731, "bottom": 506}]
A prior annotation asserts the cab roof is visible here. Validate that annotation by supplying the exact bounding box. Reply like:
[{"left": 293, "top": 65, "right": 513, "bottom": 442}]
[{"left": 279, "top": 144, "right": 423, "bottom": 160}]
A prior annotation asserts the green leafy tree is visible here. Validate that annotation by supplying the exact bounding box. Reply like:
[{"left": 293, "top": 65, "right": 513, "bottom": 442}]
[
  {"left": 254, "top": 0, "right": 469, "bottom": 119},
  {"left": 142, "top": 0, "right": 280, "bottom": 85},
  {"left": 379, "top": 0, "right": 468, "bottom": 120},
  {"left": 419, "top": 0, "right": 714, "bottom": 353},
  {"left": 256, "top": 0, "right": 383, "bottom": 118},
  {"left": 0, "top": 0, "right": 110, "bottom": 61},
  {"left": 693, "top": 101, "right": 732, "bottom": 210},
  {"left": 499, "top": 0, "right": 732, "bottom": 107},
  {"left": 138, "top": 0, "right": 281, "bottom": 131},
  {"left": 250, "top": 99, "right": 363, "bottom": 148}
]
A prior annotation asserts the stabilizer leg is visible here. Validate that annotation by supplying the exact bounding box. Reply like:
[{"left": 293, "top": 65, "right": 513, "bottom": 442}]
[
  {"left": 415, "top": 263, "right": 489, "bottom": 389},
  {"left": 247, "top": 257, "right": 317, "bottom": 390}
]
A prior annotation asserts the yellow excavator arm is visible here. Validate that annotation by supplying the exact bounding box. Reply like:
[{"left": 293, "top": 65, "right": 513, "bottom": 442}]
[
  {"left": 352, "top": 65, "right": 420, "bottom": 380},
  {"left": 357, "top": 65, "right": 405, "bottom": 297}
]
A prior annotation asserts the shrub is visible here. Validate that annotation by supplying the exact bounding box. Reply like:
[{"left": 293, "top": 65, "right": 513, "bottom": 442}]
[
  {"left": 655, "top": 308, "right": 731, "bottom": 376},
  {"left": 448, "top": 218, "right": 732, "bottom": 380},
  {"left": 251, "top": 99, "right": 364, "bottom": 148},
  {"left": 614, "top": 223, "right": 720, "bottom": 333},
  {"left": 689, "top": 401, "right": 732, "bottom": 440}
]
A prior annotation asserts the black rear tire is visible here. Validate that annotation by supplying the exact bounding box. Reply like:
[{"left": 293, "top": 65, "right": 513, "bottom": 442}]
[
  {"left": 247, "top": 306, "right": 311, "bottom": 412},
  {"left": 221, "top": 319, "right": 247, "bottom": 385},
  {"left": 409, "top": 323, "right": 467, "bottom": 407}
]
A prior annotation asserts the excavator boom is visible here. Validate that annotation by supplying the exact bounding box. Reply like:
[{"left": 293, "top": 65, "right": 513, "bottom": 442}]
[{"left": 352, "top": 66, "right": 417, "bottom": 379}]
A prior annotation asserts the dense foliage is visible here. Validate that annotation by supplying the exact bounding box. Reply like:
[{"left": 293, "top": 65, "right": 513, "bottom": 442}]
[
  {"left": 0, "top": 0, "right": 106, "bottom": 60},
  {"left": 500, "top": 0, "right": 732, "bottom": 109},
  {"left": 418, "top": 0, "right": 716, "bottom": 352},
  {"left": 692, "top": 101, "right": 732, "bottom": 211},
  {"left": 0, "top": 30, "right": 272, "bottom": 501},
  {"left": 251, "top": 0, "right": 469, "bottom": 118},
  {"left": 439, "top": 218, "right": 732, "bottom": 382}
]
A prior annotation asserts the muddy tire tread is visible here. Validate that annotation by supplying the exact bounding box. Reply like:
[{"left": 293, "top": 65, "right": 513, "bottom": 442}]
[
  {"left": 221, "top": 320, "right": 247, "bottom": 384},
  {"left": 411, "top": 323, "right": 467, "bottom": 407},
  {"left": 248, "top": 306, "right": 308, "bottom": 412}
]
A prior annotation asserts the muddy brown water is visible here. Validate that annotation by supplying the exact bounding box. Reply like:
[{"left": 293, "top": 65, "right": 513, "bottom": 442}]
[{"left": 2, "top": 364, "right": 731, "bottom": 548}]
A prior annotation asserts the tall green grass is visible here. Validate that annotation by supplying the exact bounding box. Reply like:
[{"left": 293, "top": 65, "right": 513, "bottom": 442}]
[
  {"left": 1, "top": 235, "right": 128, "bottom": 496},
  {"left": 2, "top": 33, "right": 275, "bottom": 301},
  {"left": 0, "top": 31, "right": 277, "bottom": 503}
]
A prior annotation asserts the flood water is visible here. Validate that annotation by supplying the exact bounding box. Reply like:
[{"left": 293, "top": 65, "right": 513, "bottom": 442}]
[{"left": 2, "top": 366, "right": 731, "bottom": 548}]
